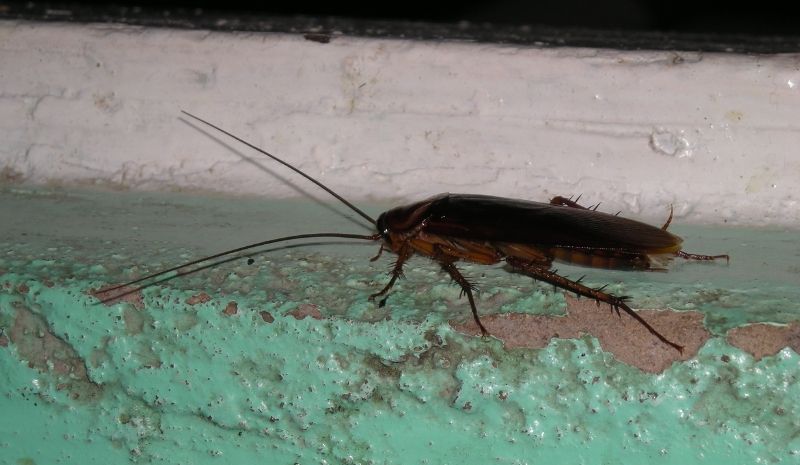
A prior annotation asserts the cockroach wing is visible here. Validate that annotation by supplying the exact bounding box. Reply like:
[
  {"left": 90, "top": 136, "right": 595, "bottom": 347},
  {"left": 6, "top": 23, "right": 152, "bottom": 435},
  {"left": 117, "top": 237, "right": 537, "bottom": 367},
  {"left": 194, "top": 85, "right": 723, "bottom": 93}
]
[{"left": 422, "top": 194, "right": 682, "bottom": 253}]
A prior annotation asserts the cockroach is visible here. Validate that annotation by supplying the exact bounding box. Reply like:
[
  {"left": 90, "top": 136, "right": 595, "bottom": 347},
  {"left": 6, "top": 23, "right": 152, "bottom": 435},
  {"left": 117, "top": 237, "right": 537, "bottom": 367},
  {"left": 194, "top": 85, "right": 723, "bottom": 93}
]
[{"left": 100, "top": 111, "right": 729, "bottom": 352}]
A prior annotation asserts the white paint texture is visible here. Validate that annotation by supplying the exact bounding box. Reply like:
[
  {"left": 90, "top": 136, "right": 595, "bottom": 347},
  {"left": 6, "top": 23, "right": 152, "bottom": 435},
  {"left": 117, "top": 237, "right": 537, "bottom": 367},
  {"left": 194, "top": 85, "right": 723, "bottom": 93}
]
[{"left": 1, "top": 21, "right": 799, "bottom": 226}]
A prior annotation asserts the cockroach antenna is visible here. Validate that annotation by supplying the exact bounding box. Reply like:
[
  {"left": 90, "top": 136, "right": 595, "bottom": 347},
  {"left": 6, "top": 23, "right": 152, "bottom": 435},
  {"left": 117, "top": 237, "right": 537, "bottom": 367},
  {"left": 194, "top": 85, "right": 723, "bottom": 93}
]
[
  {"left": 181, "top": 110, "right": 376, "bottom": 226},
  {"left": 99, "top": 112, "right": 381, "bottom": 301}
]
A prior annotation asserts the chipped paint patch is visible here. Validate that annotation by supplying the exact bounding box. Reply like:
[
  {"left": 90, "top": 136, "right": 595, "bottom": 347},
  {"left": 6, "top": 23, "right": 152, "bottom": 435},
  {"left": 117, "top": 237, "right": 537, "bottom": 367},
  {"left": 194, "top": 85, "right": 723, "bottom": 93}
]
[
  {"left": 452, "top": 296, "right": 710, "bottom": 373},
  {"left": 727, "top": 322, "right": 800, "bottom": 361}
]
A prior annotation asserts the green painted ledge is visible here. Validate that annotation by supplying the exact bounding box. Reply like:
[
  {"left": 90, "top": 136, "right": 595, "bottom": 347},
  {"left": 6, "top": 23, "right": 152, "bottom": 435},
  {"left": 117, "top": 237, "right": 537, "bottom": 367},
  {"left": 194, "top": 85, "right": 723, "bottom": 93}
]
[{"left": 1, "top": 186, "right": 799, "bottom": 464}]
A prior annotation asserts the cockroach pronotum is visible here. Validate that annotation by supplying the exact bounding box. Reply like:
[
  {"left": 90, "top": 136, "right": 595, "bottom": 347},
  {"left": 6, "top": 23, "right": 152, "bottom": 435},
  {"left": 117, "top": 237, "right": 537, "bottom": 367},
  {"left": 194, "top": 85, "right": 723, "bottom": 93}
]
[{"left": 100, "top": 111, "right": 729, "bottom": 352}]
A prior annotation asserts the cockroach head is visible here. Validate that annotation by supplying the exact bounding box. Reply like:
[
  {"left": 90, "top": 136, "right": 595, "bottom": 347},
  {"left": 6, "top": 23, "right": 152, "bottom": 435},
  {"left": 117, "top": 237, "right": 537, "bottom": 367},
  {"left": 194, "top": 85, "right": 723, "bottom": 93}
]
[
  {"left": 376, "top": 212, "right": 391, "bottom": 244},
  {"left": 375, "top": 195, "right": 444, "bottom": 247}
]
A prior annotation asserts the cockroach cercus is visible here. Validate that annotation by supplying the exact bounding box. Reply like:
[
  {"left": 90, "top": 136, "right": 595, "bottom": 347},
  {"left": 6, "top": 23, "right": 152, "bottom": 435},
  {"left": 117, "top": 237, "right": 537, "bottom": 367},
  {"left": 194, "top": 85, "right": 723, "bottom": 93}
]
[{"left": 101, "top": 111, "right": 729, "bottom": 353}]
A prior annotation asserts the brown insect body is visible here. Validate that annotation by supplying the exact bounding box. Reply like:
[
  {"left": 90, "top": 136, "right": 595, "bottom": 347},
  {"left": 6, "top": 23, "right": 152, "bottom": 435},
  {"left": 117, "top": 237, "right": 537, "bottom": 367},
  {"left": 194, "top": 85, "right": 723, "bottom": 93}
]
[
  {"left": 378, "top": 193, "right": 683, "bottom": 270},
  {"left": 102, "top": 112, "right": 729, "bottom": 354}
]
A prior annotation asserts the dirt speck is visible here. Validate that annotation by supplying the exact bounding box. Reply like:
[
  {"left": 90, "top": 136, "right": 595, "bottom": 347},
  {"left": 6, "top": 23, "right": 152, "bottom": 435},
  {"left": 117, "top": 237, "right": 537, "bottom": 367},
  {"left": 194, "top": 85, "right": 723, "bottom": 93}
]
[
  {"left": 222, "top": 301, "right": 238, "bottom": 316},
  {"left": 93, "top": 91, "right": 122, "bottom": 113},
  {"left": 289, "top": 303, "right": 323, "bottom": 320},
  {"left": 451, "top": 296, "right": 710, "bottom": 374},
  {"left": 727, "top": 322, "right": 800, "bottom": 361},
  {"left": 186, "top": 292, "right": 212, "bottom": 305}
]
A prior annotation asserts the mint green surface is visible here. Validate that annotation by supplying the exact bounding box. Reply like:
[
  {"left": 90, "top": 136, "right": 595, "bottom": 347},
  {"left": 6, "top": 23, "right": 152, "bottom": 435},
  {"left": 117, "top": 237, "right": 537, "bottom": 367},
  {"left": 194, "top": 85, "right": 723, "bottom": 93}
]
[{"left": 1, "top": 187, "right": 799, "bottom": 464}]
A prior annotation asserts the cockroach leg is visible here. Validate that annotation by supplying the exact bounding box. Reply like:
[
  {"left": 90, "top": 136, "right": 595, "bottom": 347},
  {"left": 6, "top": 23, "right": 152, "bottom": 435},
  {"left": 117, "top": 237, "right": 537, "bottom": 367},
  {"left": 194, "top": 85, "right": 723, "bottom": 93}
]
[
  {"left": 438, "top": 260, "right": 488, "bottom": 337},
  {"left": 661, "top": 205, "right": 674, "bottom": 230},
  {"left": 369, "top": 244, "right": 412, "bottom": 305},
  {"left": 505, "top": 257, "right": 684, "bottom": 353},
  {"left": 675, "top": 250, "right": 730, "bottom": 264},
  {"left": 550, "top": 195, "right": 602, "bottom": 212},
  {"left": 370, "top": 244, "right": 385, "bottom": 262},
  {"left": 550, "top": 195, "right": 588, "bottom": 209}
]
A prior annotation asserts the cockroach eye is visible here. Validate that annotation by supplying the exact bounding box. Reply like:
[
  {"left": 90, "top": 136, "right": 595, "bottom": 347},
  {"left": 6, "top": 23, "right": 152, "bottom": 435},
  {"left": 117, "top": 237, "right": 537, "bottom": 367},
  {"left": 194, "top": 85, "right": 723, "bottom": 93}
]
[{"left": 376, "top": 213, "right": 391, "bottom": 242}]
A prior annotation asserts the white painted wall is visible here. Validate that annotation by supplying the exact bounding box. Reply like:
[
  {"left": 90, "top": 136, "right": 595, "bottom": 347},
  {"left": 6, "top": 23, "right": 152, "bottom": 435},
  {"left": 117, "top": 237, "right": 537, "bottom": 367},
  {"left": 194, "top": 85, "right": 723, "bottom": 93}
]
[{"left": 1, "top": 21, "right": 799, "bottom": 226}]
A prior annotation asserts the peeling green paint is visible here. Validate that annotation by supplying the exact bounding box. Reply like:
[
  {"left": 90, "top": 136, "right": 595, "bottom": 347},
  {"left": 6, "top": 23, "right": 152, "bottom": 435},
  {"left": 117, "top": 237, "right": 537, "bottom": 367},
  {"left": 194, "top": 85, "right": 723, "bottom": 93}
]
[{"left": 1, "top": 187, "right": 799, "bottom": 464}]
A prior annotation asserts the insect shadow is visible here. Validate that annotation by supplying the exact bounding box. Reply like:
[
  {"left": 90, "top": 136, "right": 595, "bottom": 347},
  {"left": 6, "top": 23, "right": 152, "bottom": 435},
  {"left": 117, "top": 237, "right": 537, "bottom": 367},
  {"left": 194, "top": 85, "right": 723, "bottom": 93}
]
[{"left": 99, "top": 111, "right": 729, "bottom": 353}]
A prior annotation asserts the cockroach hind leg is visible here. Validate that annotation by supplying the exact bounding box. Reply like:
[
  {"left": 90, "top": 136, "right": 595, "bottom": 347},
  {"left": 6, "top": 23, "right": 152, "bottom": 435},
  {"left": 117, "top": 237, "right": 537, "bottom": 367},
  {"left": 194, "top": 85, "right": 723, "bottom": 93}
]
[
  {"left": 608, "top": 296, "right": 631, "bottom": 318},
  {"left": 550, "top": 195, "right": 588, "bottom": 209},
  {"left": 506, "top": 257, "right": 683, "bottom": 352},
  {"left": 474, "top": 312, "right": 490, "bottom": 338},
  {"left": 675, "top": 250, "right": 730, "bottom": 264},
  {"left": 609, "top": 304, "right": 621, "bottom": 317}
]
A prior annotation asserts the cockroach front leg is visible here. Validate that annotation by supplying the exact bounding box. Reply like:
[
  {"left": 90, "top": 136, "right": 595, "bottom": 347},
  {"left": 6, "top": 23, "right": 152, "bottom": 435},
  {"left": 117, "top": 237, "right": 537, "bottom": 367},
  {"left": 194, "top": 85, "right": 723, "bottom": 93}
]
[
  {"left": 370, "top": 244, "right": 385, "bottom": 262},
  {"left": 369, "top": 244, "right": 412, "bottom": 307},
  {"left": 438, "top": 260, "right": 488, "bottom": 337},
  {"left": 505, "top": 257, "right": 683, "bottom": 352}
]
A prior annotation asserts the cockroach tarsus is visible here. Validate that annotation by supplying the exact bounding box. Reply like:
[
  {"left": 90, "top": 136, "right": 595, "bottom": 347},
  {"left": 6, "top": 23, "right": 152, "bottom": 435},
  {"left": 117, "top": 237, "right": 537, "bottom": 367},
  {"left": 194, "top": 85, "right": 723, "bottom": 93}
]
[{"left": 100, "top": 111, "right": 729, "bottom": 353}]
